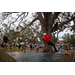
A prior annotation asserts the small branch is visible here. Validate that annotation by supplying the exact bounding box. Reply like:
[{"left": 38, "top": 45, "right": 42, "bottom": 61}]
[{"left": 14, "top": 17, "right": 38, "bottom": 34}]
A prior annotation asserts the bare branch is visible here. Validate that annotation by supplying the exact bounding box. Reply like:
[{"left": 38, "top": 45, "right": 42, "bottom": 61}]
[
  {"left": 50, "top": 12, "right": 61, "bottom": 25},
  {"left": 8, "top": 12, "right": 29, "bottom": 30},
  {"left": 10, "top": 12, "right": 26, "bottom": 24},
  {"left": 58, "top": 16, "right": 75, "bottom": 28},
  {"left": 14, "top": 17, "right": 38, "bottom": 34},
  {"left": 37, "top": 12, "right": 45, "bottom": 24},
  {"left": 53, "top": 16, "right": 75, "bottom": 34}
]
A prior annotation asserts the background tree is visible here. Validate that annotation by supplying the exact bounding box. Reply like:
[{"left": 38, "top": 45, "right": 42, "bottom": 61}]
[
  {"left": 61, "top": 33, "right": 71, "bottom": 43},
  {"left": 70, "top": 20, "right": 75, "bottom": 34},
  {"left": 70, "top": 35, "right": 75, "bottom": 47},
  {"left": 61, "top": 33, "right": 75, "bottom": 47}
]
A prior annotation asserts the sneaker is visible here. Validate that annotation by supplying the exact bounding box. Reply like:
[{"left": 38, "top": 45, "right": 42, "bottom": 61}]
[{"left": 65, "top": 53, "right": 68, "bottom": 56}]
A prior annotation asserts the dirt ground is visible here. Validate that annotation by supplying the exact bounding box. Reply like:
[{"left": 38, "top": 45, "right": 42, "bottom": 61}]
[{"left": 51, "top": 50, "right": 74, "bottom": 62}]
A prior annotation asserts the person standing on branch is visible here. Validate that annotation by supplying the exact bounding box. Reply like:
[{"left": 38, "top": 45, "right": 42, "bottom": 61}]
[
  {"left": 54, "top": 21, "right": 58, "bottom": 31},
  {"left": 52, "top": 21, "right": 58, "bottom": 32},
  {"left": 43, "top": 33, "right": 58, "bottom": 52}
]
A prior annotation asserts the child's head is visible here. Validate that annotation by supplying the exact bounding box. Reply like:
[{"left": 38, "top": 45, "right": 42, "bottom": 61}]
[
  {"left": 56, "top": 21, "right": 58, "bottom": 23},
  {"left": 25, "top": 39, "right": 27, "bottom": 42},
  {"left": 65, "top": 41, "right": 66, "bottom": 43},
  {"left": 3, "top": 34, "right": 6, "bottom": 37},
  {"left": 43, "top": 33, "right": 46, "bottom": 36}
]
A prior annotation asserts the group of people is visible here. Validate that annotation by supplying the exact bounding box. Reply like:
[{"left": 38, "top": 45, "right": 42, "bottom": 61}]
[
  {"left": 20, "top": 41, "right": 40, "bottom": 53},
  {"left": 0, "top": 34, "right": 40, "bottom": 52},
  {"left": 0, "top": 21, "right": 59, "bottom": 52},
  {"left": 0, "top": 21, "right": 68, "bottom": 54}
]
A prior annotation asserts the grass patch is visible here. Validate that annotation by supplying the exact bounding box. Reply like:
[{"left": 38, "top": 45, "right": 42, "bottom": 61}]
[
  {"left": 0, "top": 50, "right": 15, "bottom": 62},
  {"left": 0, "top": 48, "right": 23, "bottom": 62},
  {"left": 30, "top": 55, "right": 36, "bottom": 57}
]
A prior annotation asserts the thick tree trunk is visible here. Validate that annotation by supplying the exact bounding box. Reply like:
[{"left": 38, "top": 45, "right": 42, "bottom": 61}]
[
  {"left": 43, "top": 45, "right": 54, "bottom": 53},
  {"left": 42, "top": 42, "right": 54, "bottom": 54},
  {"left": 41, "top": 13, "right": 55, "bottom": 54}
]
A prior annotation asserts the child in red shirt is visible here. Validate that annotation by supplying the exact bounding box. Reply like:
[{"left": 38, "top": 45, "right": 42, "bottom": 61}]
[
  {"left": 36, "top": 45, "right": 39, "bottom": 52},
  {"left": 43, "top": 33, "right": 58, "bottom": 52}
]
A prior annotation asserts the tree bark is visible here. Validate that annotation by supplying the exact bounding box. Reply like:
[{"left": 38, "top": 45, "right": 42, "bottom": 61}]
[
  {"left": 53, "top": 33, "right": 56, "bottom": 45},
  {"left": 42, "top": 41, "right": 54, "bottom": 53},
  {"left": 41, "top": 12, "right": 55, "bottom": 54}
]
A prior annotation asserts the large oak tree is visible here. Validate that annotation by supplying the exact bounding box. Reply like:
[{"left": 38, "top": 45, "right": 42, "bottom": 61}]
[{"left": 0, "top": 12, "right": 75, "bottom": 53}]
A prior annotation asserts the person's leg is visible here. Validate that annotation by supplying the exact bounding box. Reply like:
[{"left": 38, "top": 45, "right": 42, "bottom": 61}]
[
  {"left": 61, "top": 47, "right": 63, "bottom": 53},
  {"left": 36, "top": 49, "right": 37, "bottom": 51},
  {"left": 24, "top": 46, "right": 26, "bottom": 53},
  {"left": 65, "top": 50, "right": 68, "bottom": 56},
  {"left": 64, "top": 47, "right": 68, "bottom": 56},
  {"left": 48, "top": 42, "right": 58, "bottom": 52},
  {"left": 22, "top": 46, "right": 24, "bottom": 51}
]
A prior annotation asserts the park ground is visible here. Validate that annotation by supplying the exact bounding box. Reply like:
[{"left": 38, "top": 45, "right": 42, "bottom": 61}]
[{"left": 0, "top": 48, "right": 75, "bottom": 62}]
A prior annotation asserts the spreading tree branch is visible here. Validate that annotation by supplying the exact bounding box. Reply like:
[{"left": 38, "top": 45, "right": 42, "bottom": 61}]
[{"left": 15, "top": 17, "right": 39, "bottom": 34}]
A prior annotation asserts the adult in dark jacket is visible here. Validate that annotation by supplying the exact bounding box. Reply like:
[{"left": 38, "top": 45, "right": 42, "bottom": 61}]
[
  {"left": 43, "top": 33, "right": 58, "bottom": 52},
  {"left": 54, "top": 21, "right": 58, "bottom": 31}
]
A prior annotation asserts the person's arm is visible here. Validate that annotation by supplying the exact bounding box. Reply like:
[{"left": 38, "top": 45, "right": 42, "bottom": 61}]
[
  {"left": 46, "top": 35, "right": 51, "bottom": 39},
  {"left": 49, "top": 35, "right": 51, "bottom": 38},
  {"left": 42, "top": 38, "right": 44, "bottom": 41}
]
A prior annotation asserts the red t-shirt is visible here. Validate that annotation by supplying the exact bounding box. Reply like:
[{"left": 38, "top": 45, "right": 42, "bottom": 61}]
[
  {"left": 21, "top": 45, "right": 24, "bottom": 47},
  {"left": 44, "top": 35, "right": 52, "bottom": 43},
  {"left": 6, "top": 44, "right": 9, "bottom": 47}
]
